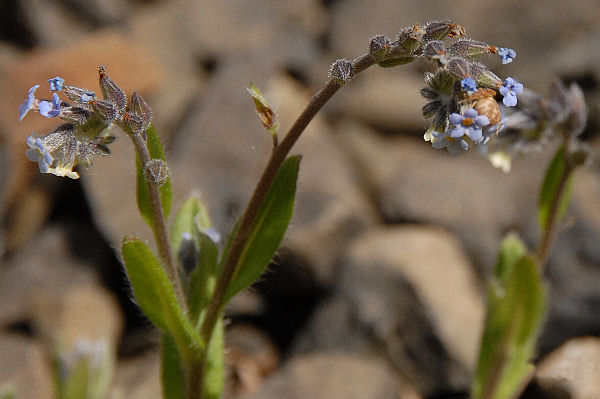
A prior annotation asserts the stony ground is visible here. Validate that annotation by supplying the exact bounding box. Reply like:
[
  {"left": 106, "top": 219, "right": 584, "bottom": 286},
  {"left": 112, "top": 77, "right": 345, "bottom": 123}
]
[{"left": 1, "top": 1, "right": 600, "bottom": 398}]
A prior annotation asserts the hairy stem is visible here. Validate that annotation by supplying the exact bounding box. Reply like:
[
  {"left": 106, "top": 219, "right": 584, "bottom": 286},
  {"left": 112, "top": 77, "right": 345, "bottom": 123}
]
[
  {"left": 198, "top": 54, "right": 376, "bottom": 367},
  {"left": 130, "top": 132, "right": 188, "bottom": 315},
  {"left": 536, "top": 155, "right": 575, "bottom": 270}
]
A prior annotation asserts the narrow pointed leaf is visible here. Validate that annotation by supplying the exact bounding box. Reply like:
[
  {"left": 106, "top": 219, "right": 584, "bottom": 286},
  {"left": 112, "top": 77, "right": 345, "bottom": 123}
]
[
  {"left": 472, "top": 250, "right": 547, "bottom": 399},
  {"left": 223, "top": 155, "right": 300, "bottom": 303},
  {"left": 136, "top": 124, "right": 172, "bottom": 228},
  {"left": 538, "top": 145, "right": 574, "bottom": 231},
  {"left": 161, "top": 333, "right": 185, "bottom": 399},
  {"left": 121, "top": 237, "right": 204, "bottom": 361}
]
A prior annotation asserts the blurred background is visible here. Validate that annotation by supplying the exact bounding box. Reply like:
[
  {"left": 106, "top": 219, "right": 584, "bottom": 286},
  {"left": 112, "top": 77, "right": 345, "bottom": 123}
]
[{"left": 1, "top": 0, "right": 599, "bottom": 398}]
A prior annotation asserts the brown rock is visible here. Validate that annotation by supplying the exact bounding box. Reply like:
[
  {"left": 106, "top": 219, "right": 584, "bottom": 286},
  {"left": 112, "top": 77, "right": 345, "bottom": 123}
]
[
  {"left": 0, "top": 334, "right": 53, "bottom": 399},
  {"left": 534, "top": 336, "right": 600, "bottom": 399},
  {"left": 347, "top": 226, "right": 484, "bottom": 370}
]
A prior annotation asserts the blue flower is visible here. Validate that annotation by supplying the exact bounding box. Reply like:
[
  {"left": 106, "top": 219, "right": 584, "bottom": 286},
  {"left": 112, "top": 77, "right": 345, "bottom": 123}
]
[
  {"left": 497, "top": 47, "right": 516, "bottom": 64},
  {"left": 460, "top": 77, "right": 477, "bottom": 93},
  {"left": 38, "top": 93, "right": 62, "bottom": 118},
  {"left": 25, "top": 135, "right": 54, "bottom": 173},
  {"left": 18, "top": 84, "right": 39, "bottom": 122},
  {"left": 48, "top": 77, "right": 65, "bottom": 92},
  {"left": 499, "top": 77, "right": 523, "bottom": 107},
  {"left": 448, "top": 108, "right": 490, "bottom": 143},
  {"left": 431, "top": 130, "right": 469, "bottom": 155}
]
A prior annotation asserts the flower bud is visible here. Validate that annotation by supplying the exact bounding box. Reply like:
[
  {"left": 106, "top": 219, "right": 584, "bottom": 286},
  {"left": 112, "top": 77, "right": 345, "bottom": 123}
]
[
  {"left": 565, "top": 83, "right": 587, "bottom": 137},
  {"left": 178, "top": 232, "right": 199, "bottom": 275},
  {"left": 423, "top": 40, "right": 448, "bottom": 66},
  {"left": 144, "top": 158, "right": 169, "bottom": 186},
  {"left": 446, "top": 57, "right": 471, "bottom": 78},
  {"left": 448, "top": 39, "right": 492, "bottom": 58},
  {"left": 397, "top": 24, "right": 426, "bottom": 53},
  {"left": 329, "top": 59, "right": 354, "bottom": 84},
  {"left": 424, "top": 20, "right": 458, "bottom": 41},
  {"left": 369, "top": 35, "right": 391, "bottom": 59},
  {"left": 471, "top": 62, "right": 502, "bottom": 88}
]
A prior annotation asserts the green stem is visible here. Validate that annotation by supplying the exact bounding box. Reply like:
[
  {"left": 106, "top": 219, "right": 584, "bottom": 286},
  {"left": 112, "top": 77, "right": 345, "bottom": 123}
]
[
  {"left": 185, "top": 360, "right": 202, "bottom": 399},
  {"left": 196, "top": 54, "right": 376, "bottom": 396},
  {"left": 130, "top": 132, "right": 188, "bottom": 315}
]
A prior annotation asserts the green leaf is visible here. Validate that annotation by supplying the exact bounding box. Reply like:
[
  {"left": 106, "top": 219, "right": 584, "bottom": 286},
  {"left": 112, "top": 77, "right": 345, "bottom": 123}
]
[
  {"left": 472, "top": 250, "right": 547, "bottom": 399},
  {"left": 202, "top": 317, "right": 225, "bottom": 399},
  {"left": 136, "top": 123, "right": 172, "bottom": 228},
  {"left": 121, "top": 238, "right": 204, "bottom": 361},
  {"left": 223, "top": 155, "right": 301, "bottom": 304},
  {"left": 538, "top": 145, "right": 574, "bottom": 231},
  {"left": 171, "top": 197, "right": 221, "bottom": 322},
  {"left": 161, "top": 333, "right": 185, "bottom": 399}
]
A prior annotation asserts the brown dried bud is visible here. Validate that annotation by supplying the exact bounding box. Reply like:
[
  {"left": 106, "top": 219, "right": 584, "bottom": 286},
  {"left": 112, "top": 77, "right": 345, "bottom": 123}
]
[
  {"left": 129, "top": 91, "right": 153, "bottom": 132},
  {"left": 98, "top": 66, "right": 127, "bottom": 114},
  {"left": 144, "top": 159, "right": 169, "bottom": 186},
  {"left": 474, "top": 95, "right": 502, "bottom": 126},
  {"left": 329, "top": 59, "right": 354, "bottom": 84}
]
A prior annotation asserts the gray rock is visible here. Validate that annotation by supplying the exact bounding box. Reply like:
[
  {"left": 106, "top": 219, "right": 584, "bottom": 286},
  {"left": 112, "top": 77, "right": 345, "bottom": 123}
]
[
  {"left": 339, "top": 121, "right": 553, "bottom": 272},
  {"left": 295, "top": 225, "right": 483, "bottom": 395},
  {"left": 241, "top": 352, "right": 419, "bottom": 399},
  {"left": 0, "top": 227, "right": 99, "bottom": 327}
]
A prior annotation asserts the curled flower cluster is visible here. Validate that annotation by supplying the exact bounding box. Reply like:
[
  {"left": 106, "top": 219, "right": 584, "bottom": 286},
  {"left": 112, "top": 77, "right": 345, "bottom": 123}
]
[
  {"left": 19, "top": 67, "right": 152, "bottom": 178},
  {"left": 367, "top": 20, "right": 523, "bottom": 157}
]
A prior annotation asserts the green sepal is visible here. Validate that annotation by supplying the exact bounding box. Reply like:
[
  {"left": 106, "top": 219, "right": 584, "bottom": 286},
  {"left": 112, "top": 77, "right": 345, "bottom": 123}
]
[
  {"left": 161, "top": 333, "right": 185, "bottom": 399},
  {"left": 222, "top": 155, "right": 301, "bottom": 304},
  {"left": 472, "top": 236, "right": 547, "bottom": 399},
  {"left": 136, "top": 123, "right": 172, "bottom": 228},
  {"left": 121, "top": 237, "right": 204, "bottom": 362},
  {"left": 538, "top": 145, "right": 574, "bottom": 231}
]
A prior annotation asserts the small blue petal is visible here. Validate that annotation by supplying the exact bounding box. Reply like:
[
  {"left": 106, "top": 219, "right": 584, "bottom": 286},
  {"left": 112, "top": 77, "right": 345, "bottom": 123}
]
[
  {"left": 460, "top": 78, "right": 477, "bottom": 93},
  {"left": 463, "top": 108, "right": 478, "bottom": 119},
  {"left": 48, "top": 77, "right": 65, "bottom": 92},
  {"left": 38, "top": 93, "right": 61, "bottom": 118},
  {"left": 498, "top": 47, "right": 516, "bottom": 64},
  {"left": 500, "top": 77, "right": 522, "bottom": 107},
  {"left": 18, "top": 84, "right": 39, "bottom": 122},
  {"left": 449, "top": 113, "right": 463, "bottom": 125}
]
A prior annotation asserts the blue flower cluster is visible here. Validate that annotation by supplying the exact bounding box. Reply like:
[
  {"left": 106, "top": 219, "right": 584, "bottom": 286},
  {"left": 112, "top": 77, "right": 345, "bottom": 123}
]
[{"left": 18, "top": 67, "right": 151, "bottom": 178}]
